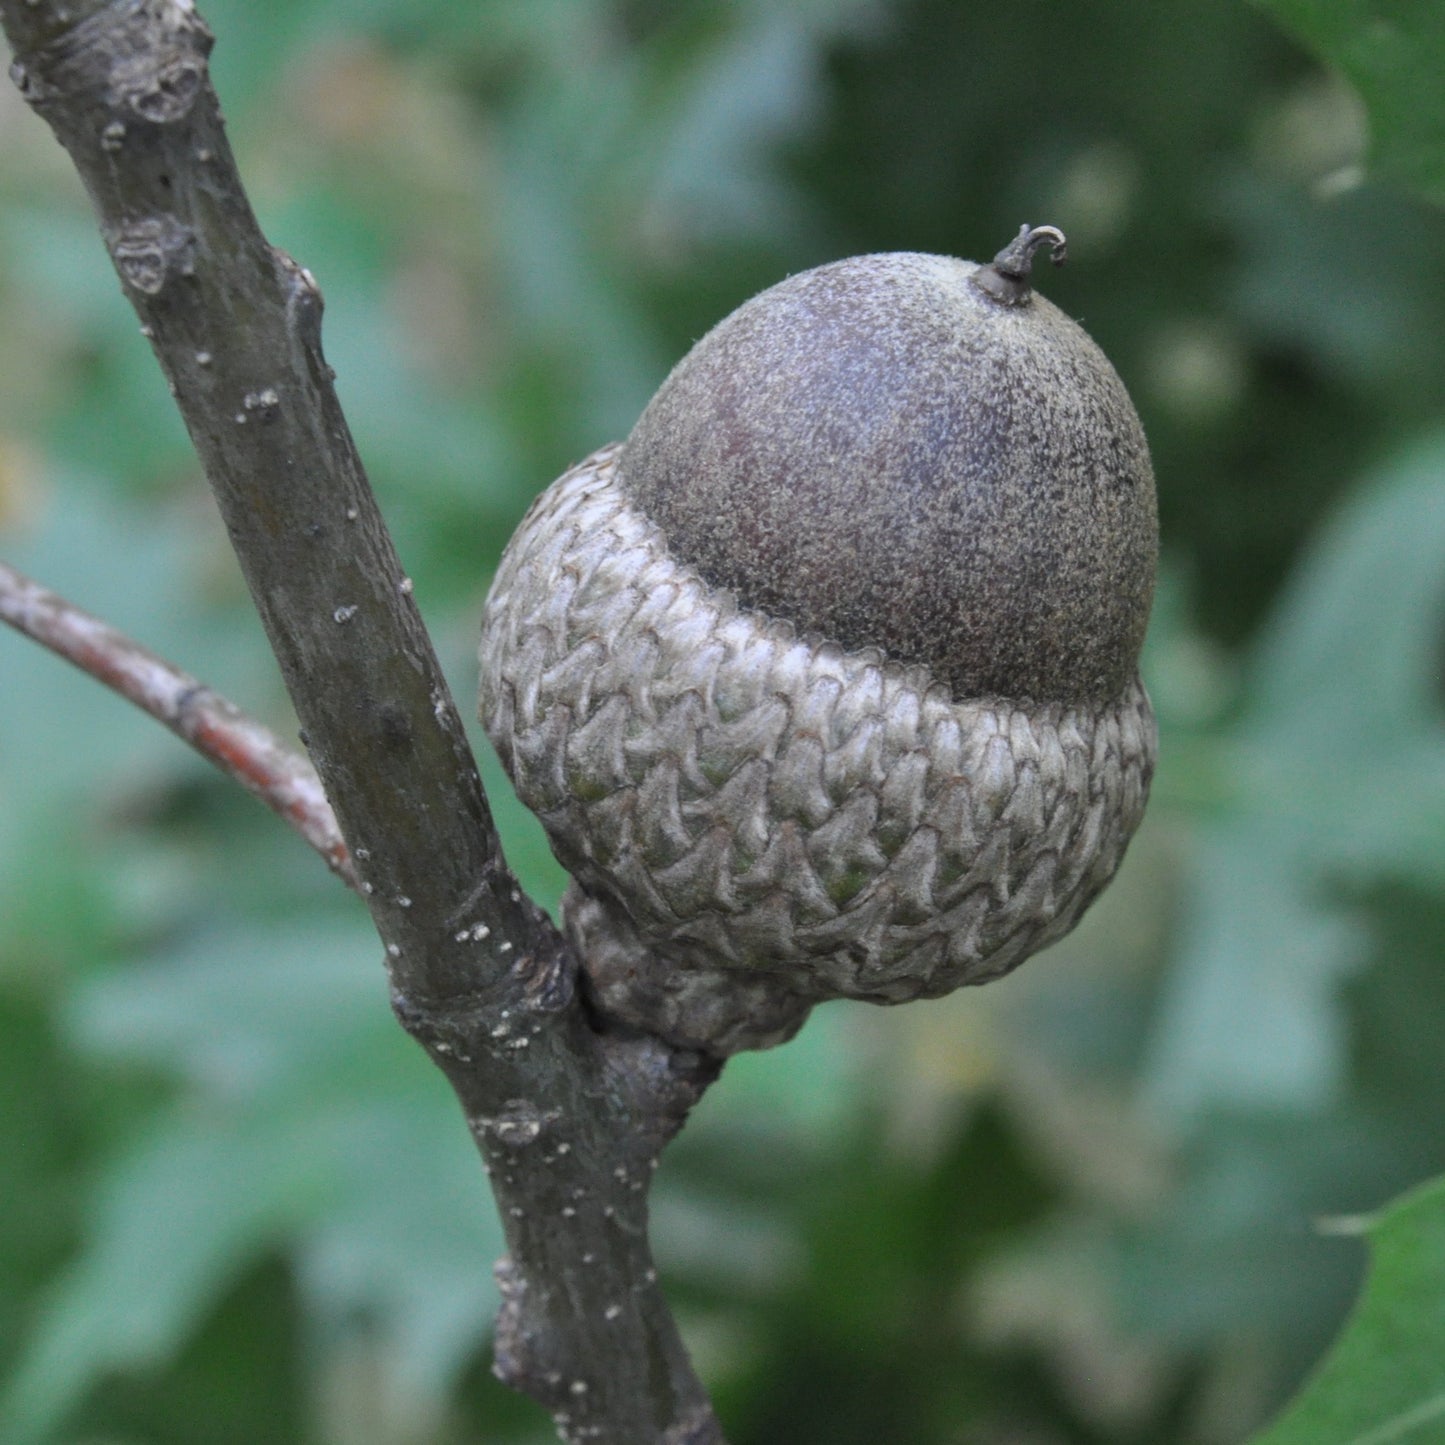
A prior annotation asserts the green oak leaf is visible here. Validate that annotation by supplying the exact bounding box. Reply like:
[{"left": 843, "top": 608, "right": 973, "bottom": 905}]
[{"left": 1250, "top": 1173, "right": 1445, "bottom": 1444}]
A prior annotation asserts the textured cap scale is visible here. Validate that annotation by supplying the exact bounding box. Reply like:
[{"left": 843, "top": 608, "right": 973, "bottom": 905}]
[{"left": 480, "top": 232, "right": 1159, "bottom": 1055}]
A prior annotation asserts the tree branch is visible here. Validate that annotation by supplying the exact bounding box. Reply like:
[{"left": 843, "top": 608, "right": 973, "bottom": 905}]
[
  {"left": 0, "top": 557, "right": 359, "bottom": 887},
  {"left": 0, "top": 4, "right": 726, "bottom": 1440}
]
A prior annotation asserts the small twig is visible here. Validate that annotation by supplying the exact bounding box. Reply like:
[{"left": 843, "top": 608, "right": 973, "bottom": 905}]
[{"left": 0, "top": 557, "right": 357, "bottom": 888}]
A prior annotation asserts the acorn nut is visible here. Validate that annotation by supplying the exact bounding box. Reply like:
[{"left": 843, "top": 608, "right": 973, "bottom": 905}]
[{"left": 479, "top": 226, "right": 1158, "bottom": 1056}]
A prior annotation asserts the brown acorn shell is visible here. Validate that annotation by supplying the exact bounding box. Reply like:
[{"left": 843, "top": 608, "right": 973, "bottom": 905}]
[{"left": 618, "top": 251, "right": 1158, "bottom": 707}]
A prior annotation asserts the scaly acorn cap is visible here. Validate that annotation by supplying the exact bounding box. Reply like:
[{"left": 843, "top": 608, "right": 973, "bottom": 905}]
[{"left": 480, "top": 228, "right": 1158, "bottom": 1055}]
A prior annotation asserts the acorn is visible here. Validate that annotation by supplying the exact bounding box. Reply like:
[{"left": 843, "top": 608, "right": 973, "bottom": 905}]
[{"left": 479, "top": 226, "right": 1157, "bottom": 1055}]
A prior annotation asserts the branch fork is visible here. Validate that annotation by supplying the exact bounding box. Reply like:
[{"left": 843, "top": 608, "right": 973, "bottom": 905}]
[{"left": 0, "top": 2, "right": 728, "bottom": 1440}]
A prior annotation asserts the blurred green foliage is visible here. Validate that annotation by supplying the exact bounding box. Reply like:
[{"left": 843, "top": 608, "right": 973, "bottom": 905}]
[
  {"left": 1256, "top": 0, "right": 1445, "bottom": 204},
  {"left": 2, "top": 1, "right": 1444, "bottom": 1441}
]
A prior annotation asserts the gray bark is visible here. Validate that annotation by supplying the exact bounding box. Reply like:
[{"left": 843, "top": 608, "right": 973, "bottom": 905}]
[{"left": 0, "top": 3, "right": 725, "bottom": 1440}]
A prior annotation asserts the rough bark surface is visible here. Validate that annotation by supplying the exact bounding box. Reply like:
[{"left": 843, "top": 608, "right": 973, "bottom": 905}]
[{"left": 0, "top": 4, "right": 726, "bottom": 1440}]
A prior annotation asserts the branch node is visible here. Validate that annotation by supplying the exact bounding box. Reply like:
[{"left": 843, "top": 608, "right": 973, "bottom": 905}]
[
  {"left": 275, "top": 246, "right": 326, "bottom": 332},
  {"left": 115, "top": 45, "right": 206, "bottom": 125},
  {"left": 12, "top": 0, "right": 213, "bottom": 125},
  {"left": 107, "top": 213, "right": 195, "bottom": 294},
  {"left": 512, "top": 942, "right": 577, "bottom": 1015}
]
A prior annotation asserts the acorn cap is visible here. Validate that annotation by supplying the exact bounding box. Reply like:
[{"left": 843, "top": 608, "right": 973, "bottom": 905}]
[
  {"left": 617, "top": 235, "right": 1157, "bottom": 705},
  {"left": 478, "top": 445, "right": 1156, "bottom": 1052}
]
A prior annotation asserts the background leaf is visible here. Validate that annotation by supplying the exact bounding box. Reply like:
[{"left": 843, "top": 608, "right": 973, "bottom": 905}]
[
  {"left": 4, "top": 0, "right": 1445, "bottom": 1440},
  {"left": 1253, "top": 0, "right": 1445, "bottom": 204},
  {"left": 1249, "top": 1175, "right": 1445, "bottom": 1445}
]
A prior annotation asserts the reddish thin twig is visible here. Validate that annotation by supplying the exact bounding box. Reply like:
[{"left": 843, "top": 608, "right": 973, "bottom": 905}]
[{"left": 0, "top": 557, "right": 358, "bottom": 890}]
